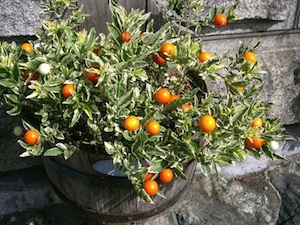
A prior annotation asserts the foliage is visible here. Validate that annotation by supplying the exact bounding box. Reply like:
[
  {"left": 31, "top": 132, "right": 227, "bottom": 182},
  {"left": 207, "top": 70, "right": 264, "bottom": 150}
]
[
  {"left": 0, "top": 0, "right": 287, "bottom": 203},
  {"left": 164, "top": 0, "right": 238, "bottom": 33}
]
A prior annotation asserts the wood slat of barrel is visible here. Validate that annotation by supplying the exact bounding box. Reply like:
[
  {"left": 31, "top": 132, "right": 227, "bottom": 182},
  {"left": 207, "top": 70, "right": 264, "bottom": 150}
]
[{"left": 42, "top": 150, "right": 196, "bottom": 223}]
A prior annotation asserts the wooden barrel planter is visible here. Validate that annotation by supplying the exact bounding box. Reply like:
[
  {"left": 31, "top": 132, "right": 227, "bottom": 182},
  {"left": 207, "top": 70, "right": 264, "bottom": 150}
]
[{"left": 41, "top": 150, "right": 196, "bottom": 223}]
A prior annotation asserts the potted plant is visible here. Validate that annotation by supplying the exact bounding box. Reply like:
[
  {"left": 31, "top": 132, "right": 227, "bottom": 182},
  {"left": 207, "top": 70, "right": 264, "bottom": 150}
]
[{"left": 0, "top": 0, "right": 286, "bottom": 217}]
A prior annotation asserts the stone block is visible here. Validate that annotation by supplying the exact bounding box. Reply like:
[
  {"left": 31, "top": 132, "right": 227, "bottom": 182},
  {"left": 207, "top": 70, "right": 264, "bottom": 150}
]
[{"left": 0, "top": 0, "right": 42, "bottom": 37}]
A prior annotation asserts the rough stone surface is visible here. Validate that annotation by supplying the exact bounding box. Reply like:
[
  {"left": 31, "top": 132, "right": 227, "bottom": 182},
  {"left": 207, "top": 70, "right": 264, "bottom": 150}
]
[
  {"left": 0, "top": 0, "right": 42, "bottom": 37},
  {"left": 268, "top": 153, "right": 300, "bottom": 225},
  {"left": 0, "top": 168, "right": 60, "bottom": 215},
  {"left": 173, "top": 173, "right": 281, "bottom": 225}
]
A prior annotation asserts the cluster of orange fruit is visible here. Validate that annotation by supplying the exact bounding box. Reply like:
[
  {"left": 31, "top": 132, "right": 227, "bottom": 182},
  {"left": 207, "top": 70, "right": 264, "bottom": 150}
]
[
  {"left": 143, "top": 167, "right": 174, "bottom": 197},
  {"left": 152, "top": 42, "right": 176, "bottom": 65},
  {"left": 246, "top": 117, "right": 265, "bottom": 149}
]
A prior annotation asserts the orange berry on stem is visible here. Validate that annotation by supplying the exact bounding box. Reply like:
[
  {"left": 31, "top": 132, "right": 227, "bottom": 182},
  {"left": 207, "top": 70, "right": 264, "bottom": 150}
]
[
  {"left": 199, "top": 115, "right": 216, "bottom": 133},
  {"left": 21, "top": 43, "right": 33, "bottom": 54},
  {"left": 159, "top": 168, "right": 174, "bottom": 183},
  {"left": 62, "top": 84, "right": 75, "bottom": 98},
  {"left": 155, "top": 88, "right": 171, "bottom": 105},
  {"left": 198, "top": 51, "right": 212, "bottom": 63},
  {"left": 159, "top": 42, "right": 176, "bottom": 59},
  {"left": 243, "top": 52, "right": 257, "bottom": 63},
  {"left": 119, "top": 31, "right": 131, "bottom": 43},
  {"left": 124, "top": 115, "right": 140, "bottom": 132},
  {"left": 143, "top": 180, "right": 159, "bottom": 196},
  {"left": 214, "top": 14, "right": 227, "bottom": 27},
  {"left": 24, "top": 130, "right": 39, "bottom": 145},
  {"left": 146, "top": 120, "right": 160, "bottom": 135},
  {"left": 168, "top": 94, "right": 180, "bottom": 103},
  {"left": 245, "top": 129, "right": 265, "bottom": 149},
  {"left": 152, "top": 53, "right": 166, "bottom": 65},
  {"left": 181, "top": 103, "right": 191, "bottom": 111},
  {"left": 251, "top": 118, "right": 263, "bottom": 127},
  {"left": 86, "top": 66, "right": 100, "bottom": 83}
]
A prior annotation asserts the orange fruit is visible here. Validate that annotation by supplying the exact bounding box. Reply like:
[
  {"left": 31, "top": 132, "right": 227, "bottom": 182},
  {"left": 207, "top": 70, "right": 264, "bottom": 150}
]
[
  {"left": 159, "top": 168, "right": 174, "bottom": 183},
  {"left": 143, "top": 180, "right": 159, "bottom": 196},
  {"left": 21, "top": 43, "right": 33, "bottom": 54},
  {"left": 119, "top": 31, "right": 131, "bottom": 43},
  {"left": 152, "top": 53, "right": 166, "bottom": 65},
  {"left": 230, "top": 86, "right": 245, "bottom": 95},
  {"left": 146, "top": 120, "right": 160, "bottom": 135},
  {"left": 251, "top": 118, "right": 263, "bottom": 127},
  {"left": 144, "top": 165, "right": 154, "bottom": 181},
  {"left": 92, "top": 48, "right": 100, "bottom": 55},
  {"left": 124, "top": 115, "right": 140, "bottom": 131},
  {"left": 198, "top": 51, "right": 212, "bottom": 63},
  {"left": 155, "top": 88, "right": 171, "bottom": 105},
  {"left": 245, "top": 129, "right": 265, "bottom": 149},
  {"left": 62, "top": 84, "right": 75, "bottom": 98},
  {"left": 168, "top": 94, "right": 180, "bottom": 103},
  {"left": 24, "top": 70, "right": 39, "bottom": 82},
  {"left": 199, "top": 115, "right": 216, "bottom": 133},
  {"left": 180, "top": 103, "right": 191, "bottom": 111},
  {"left": 145, "top": 172, "right": 154, "bottom": 181},
  {"left": 24, "top": 130, "right": 39, "bottom": 145},
  {"left": 214, "top": 14, "right": 227, "bottom": 27},
  {"left": 243, "top": 52, "right": 257, "bottom": 63},
  {"left": 86, "top": 66, "right": 99, "bottom": 83},
  {"left": 159, "top": 42, "right": 176, "bottom": 59}
]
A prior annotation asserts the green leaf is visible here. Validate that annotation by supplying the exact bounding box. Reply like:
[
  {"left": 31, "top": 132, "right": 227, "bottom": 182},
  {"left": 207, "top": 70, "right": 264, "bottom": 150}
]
[
  {"left": 261, "top": 145, "right": 274, "bottom": 159},
  {"left": 0, "top": 79, "right": 17, "bottom": 88},
  {"left": 107, "top": 24, "right": 121, "bottom": 45},
  {"left": 4, "top": 94, "right": 19, "bottom": 104},
  {"left": 56, "top": 143, "right": 68, "bottom": 151},
  {"left": 104, "top": 141, "right": 115, "bottom": 155},
  {"left": 199, "top": 160, "right": 212, "bottom": 175},
  {"left": 148, "top": 160, "right": 168, "bottom": 173},
  {"left": 122, "top": 131, "right": 134, "bottom": 141},
  {"left": 163, "top": 88, "right": 199, "bottom": 113},
  {"left": 84, "top": 28, "right": 96, "bottom": 50},
  {"left": 138, "top": 188, "right": 154, "bottom": 204},
  {"left": 63, "top": 145, "right": 77, "bottom": 159},
  {"left": 117, "top": 90, "right": 133, "bottom": 108},
  {"left": 163, "top": 98, "right": 190, "bottom": 113},
  {"left": 44, "top": 147, "right": 63, "bottom": 156},
  {"left": 82, "top": 104, "right": 93, "bottom": 120},
  {"left": 144, "top": 22, "right": 170, "bottom": 47},
  {"left": 132, "top": 138, "right": 143, "bottom": 154},
  {"left": 7, "top": 105, "right": 22, "bottom": 116},
  {"left": 173, "top": 167, "right": 187, "bottom": 180},
  {"left": 70, "top": 107, "right": 82, "bottom": 127},
  {"left": 146, "top": 19, "right": 154, "bottom": 33}
]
